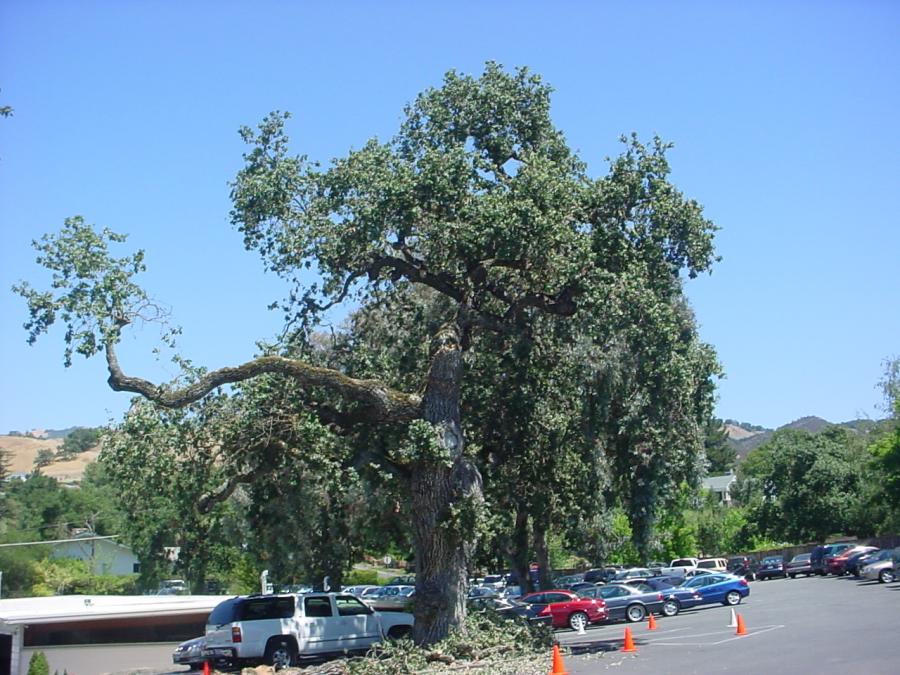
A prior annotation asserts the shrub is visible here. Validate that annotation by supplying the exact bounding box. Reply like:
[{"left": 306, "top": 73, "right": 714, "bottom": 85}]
[
  {"left": 27, "top": 651, "right": 49, "bottom": 675},
  {"left": 344, "top": 569, "right": 379, "bottom": 586}
]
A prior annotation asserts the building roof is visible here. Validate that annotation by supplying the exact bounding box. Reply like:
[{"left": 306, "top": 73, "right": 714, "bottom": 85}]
[
  {"left": 702, "top": 473, "right": 737, "bottom": 492},
  {"left": 0, "top": 594, "right": 227, "bottom": 625}
]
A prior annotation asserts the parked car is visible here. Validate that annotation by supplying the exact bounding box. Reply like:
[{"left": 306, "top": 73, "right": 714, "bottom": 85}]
[
  {"left": 669, "top": 557, "right": 700, "bottom": 570},
  {"left": 468, "top": 586, "right": 499, "bottom": 599},
  {"left": 467, "top": 596, "right": 553, "bottom": 627},
  {"left": 577, "top": 583, "right": 664, "bottom": 622},
  {"left": 500, "top": 585, "right": 523, "bottom": 600},
  {"left": 203, "top": 592, "right": 413, "bottom": 668},
  {"left": 582, "top": 568, "right": 607, "bottom": 583},
  {"left": 342, "top": 584, "right": 379, "bottom": 597},
  {"left": 786, "top": 553, "right": 813, "bottom": 578},
  {"left": 612, "top": 567, "right": 653, "bottom": 581},
  {"left": 552, "top": 573, "right": 585, "bottom": 587},
  {"left": 479, "top": 574, "right": 507, "bottom": 591},
  {"left": 726, "top": 556, "right": 757, "bottom": 581},
  {"left": 756, "top": 556, "right": 787, "bottom": 580},
  {"left": 676, "top": 573, "right": 750, "bottom": 606},
  {"left": 846, "top": 549, "right": 880, "bottom": 577},
  {"left": 624, "top": 579, "right": 705, "bottom": 615},
  {"left": 173, "top": 636, "right": 207, "bottom": 670},
  {"left": 363, "top": 585, "right": 415, "bottom": 611},
  {"left": 385, "top": 574, "right": 416, "bottom": 586},
  {"left": 811, "top": 543, "right": 854, "bottom": 575},
  {"left": 826, "top": 546, "right": 878, "bottom": 576},
  {"left": 696, "top": 558, "right": 728, "bottom": 572},
  {"left": 563, "top": 581, "right": 599, "bottom": 593},
  {"left": 860, "top": 549, "right": 897, "bottom": 583},
  {"left": 519, "top": 590, "right": 608, "bottom": 631}
]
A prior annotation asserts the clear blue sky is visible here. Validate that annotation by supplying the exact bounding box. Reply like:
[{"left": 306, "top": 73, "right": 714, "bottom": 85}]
[{"left": 1, "top": 1, "right": 897, "bottom": 433}]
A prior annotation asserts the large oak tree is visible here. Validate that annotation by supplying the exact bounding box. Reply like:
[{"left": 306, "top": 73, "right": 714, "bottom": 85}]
[{"left": 15, "top": 63, "right": 717, "bottom": 643}]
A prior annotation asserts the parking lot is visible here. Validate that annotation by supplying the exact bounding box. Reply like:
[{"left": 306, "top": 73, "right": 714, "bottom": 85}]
[{"left": 556, "top": 575, "right": 898, "bottom": 674}]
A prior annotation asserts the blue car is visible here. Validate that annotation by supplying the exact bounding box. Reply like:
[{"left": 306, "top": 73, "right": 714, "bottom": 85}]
[
  {"left": 624, "top": 579, "right": 705, "bottom": 616},
  {"left": 676, "top": 573, "right": 750, "bottom": 606}
]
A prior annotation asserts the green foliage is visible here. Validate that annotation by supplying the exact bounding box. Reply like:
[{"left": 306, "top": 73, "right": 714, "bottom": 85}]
[
  {"left": 704, "top": 418, "right": 737, "bottom": 473},
  {"left": 29, "top": 558, "right": 137, "bottom": 596},
  {"left": 344, "top": 610, "right": 553, "bottom": 674},
  {"left": 27, "top": 651, "right": 49, "bottom": 675},
  {"left": 18, "top": 63, "right": 721, "bottom": 643},
  {"left": 344, "top": 569, "right": 379, "bottom": 586},
  {"left": 100, "top": 397, "right": 236, "bottom": 590},
  {"left": 33, "top": 448, "right": 55, "bottom": 469},
  {"left": 0, "top": 547, "right": 43, "bottom": 597},
  {"left": 735, "top": 427, "right": 869, "bottom": 542},
  {"left": 58, "top": 427, "right": 101, "bottom": 458},
  {"left": 13, "top": 216, "right": 154, "bottom": 367}
]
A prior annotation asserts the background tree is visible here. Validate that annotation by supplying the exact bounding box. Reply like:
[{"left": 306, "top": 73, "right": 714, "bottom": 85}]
[
  {"left": 16, "top": 63, "right": 717, "bottom": 643},
  {"left": 704, "top": 418, "right": 736, "bottom": 474},
  {"left": 33, "top": 449, "right": 54, "bottom": 470},
  {"left": 58, "top": 427, "right": 101, "bottom": 459}
]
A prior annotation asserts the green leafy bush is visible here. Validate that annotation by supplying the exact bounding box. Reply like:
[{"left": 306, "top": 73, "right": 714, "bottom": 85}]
[
  {"left": 343, "top": 609, "right": 553, "bottom": 674},
  {"left": 27, "top": 651, "right": 49, "bottom": 675},
  {"left": 343, "top": 569, "right": 379, "bottom": 586}
]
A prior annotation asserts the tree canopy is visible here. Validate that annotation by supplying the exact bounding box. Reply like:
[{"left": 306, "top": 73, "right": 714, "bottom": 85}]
[{"left": 15, "top": 63, "right": 719, "bottom": 643}]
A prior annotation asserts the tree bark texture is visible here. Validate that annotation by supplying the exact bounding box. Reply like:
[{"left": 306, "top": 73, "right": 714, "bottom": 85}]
[
  {"left": 533, "top": 518, "right": 551, "bottom": 590},
  {"left": 507, "top": 508, "right": 533, "bottom": 594},
  {"left": 410, "top": 321, "right": 483, "bottom": 645}
]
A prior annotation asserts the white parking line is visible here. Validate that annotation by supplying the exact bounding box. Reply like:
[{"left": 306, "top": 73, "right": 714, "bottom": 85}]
[{"left": 647, "top": 624, "right": 786, "bottom": 647}]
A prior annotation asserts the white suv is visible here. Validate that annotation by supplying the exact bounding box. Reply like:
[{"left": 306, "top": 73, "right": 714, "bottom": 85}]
[{"left": 203, "top": 593, "right": 414, "bottom": 667}]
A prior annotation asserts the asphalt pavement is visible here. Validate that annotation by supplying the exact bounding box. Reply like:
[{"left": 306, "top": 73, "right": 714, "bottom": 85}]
[{"left": 550, "top": 574, "right": 899, "bottom": 674}]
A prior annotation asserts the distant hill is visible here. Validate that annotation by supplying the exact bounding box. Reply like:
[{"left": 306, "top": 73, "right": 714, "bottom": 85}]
[
  {"left": 726, "top": 416, "right": 886, "bottom": 462},
  {"left": 0, "top": 434, "right": 99, "bottom": 483},
  {"left": 5, "top": 427, "right": 81, "bottom": 439}
]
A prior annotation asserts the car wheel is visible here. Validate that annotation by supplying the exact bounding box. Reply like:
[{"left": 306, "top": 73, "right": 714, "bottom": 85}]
[
  {"left": 568, "top": 611, "right": 589, "bottom": 631},
  {"left": 661, "top": 599, "right": 680, "bottom": 617},
  {"left": 387, "top": 625, "right": 412, "bottom": 640},
  {"left": 724, "top": 591, "right": 742, "bottom": 606},
  {"left": 625, "top": 604, "right": 646, "bottom": 622},
  {"left": 789, "top": 574, "right": 796, "bottom": 579},
  {"left": 264, "top": 638, "right": 297, "bottom": 669},
  {"left": 878, "top": 569, "right": 895, "bottom": 584}
]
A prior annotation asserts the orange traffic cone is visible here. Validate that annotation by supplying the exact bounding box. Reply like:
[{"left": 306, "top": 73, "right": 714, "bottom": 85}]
[
  {"left": 202, "top": 661, "right": 211, "bottom": 675},
  {"left": 622, "top": 626, "right": 638, "bottom": 653},
  {"left": 735, "top": 613, "right": 747, "bottom": 636},
  {"left": 648, "top": 613, "right": 658, "bottom": 630},
  {"left": 548, "top": 644, "right": 569, "bottom": 675}
]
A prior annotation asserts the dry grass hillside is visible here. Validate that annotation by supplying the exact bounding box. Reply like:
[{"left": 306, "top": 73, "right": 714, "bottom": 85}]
[{"left": 0, "top": 435, "right": 98, "bottom": 483}]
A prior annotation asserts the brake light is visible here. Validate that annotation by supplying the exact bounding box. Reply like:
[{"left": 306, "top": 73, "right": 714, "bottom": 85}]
[
  {"left": 538, "top": 606, "right": 551, "bottom": 616},
  {"left": 231, "top": 626, "right": 242, "bottom": 643},
  {"left": 657, "top": 593, "right": 663, "bottom": 601},
  {"left": 739, "top": 579, "right": 748, "bottom": 587}
]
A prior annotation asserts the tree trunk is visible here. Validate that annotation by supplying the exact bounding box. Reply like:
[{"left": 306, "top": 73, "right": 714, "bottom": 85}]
[
  {"left": 533, "top": 518, "right": 552, "bottom": 590},
  {"left": 410, "top": 321, "right": 483, "bottom": 645},
  {"left": 506, "top": 507, "right": 533, "bottom": 594}
]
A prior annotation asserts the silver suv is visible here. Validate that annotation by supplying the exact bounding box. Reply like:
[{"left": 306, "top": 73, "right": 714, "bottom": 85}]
[{"left": 203, "top": 593, "right": 414, "bottom": 667}]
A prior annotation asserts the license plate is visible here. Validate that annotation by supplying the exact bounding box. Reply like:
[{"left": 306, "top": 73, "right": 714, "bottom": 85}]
[{"left": 205, "top": 648, "right": 233, "bottom": 657}]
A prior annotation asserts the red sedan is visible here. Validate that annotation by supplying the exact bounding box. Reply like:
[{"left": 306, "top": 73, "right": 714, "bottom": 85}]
[
  {"left": 826, "top": 546, "right": 878, "bottom": 575},
  {"left": 519, "top": 590, "right": 608, "bottom": 630}
]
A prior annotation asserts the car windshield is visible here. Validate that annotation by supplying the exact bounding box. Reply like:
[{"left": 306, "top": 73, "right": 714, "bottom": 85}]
[
  {"left": 762, "top": 557, "right": 782, "bottom": 564},
  {"left": 697, "top": 560, "right": 718, "bottom": 568},
  {"left": 791, "top": 554, "right": 811, "bottom": 562}
]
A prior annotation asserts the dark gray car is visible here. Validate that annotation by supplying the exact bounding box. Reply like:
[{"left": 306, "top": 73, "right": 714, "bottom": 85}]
[{"left": 578, "top": 583, "right": 664, "bottom": 622}]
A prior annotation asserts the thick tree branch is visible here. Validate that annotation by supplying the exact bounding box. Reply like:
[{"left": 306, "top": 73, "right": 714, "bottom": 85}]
[
  {"left": 197, "top": 455, "right": 277, "bottom": 513},
  {"left": 105, "top": 340, "right": 421, "bottom": 423},
  {"left": 368, "top": 254, "right": 465, "bottom": 303}
]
